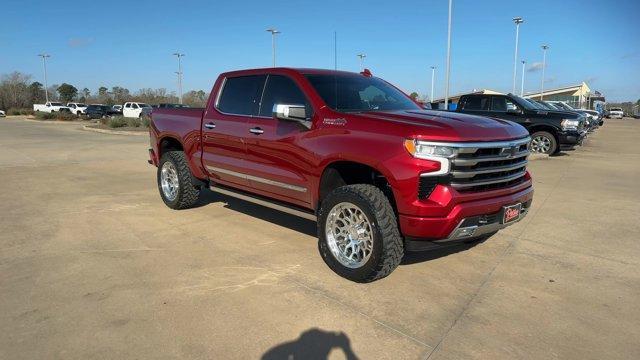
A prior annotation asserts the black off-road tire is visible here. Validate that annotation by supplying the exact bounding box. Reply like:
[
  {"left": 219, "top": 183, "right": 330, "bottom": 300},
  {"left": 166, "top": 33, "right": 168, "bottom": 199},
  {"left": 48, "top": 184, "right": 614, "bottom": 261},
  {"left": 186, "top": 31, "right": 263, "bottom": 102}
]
[
  {"left": 530, "top": 131, "right": 558, "bottom": 155},
  {"left": 318, "top": 184, "right": 404, "bottom": 282},
  {"left": 157, "top": 151, "right": 201, "bottom": 209}
]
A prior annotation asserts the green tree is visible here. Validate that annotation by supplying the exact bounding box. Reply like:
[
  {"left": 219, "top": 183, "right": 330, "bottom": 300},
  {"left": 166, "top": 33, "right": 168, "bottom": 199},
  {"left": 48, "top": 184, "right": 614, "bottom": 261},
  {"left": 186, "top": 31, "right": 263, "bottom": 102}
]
[
  {"left": 29, "top": 81, "right": 44, "bottom": 103},
  {"left": 111, "top": 86, "right": 130, "bottom": 103},
  {"left": 409, "top": 92, "right": 419, "bottom": 100},
  {"left": 98, "top": 86, "right": 108, "bottom": 97},
  {"left": 57, "top": 83, "right": 78, "bottom": 102}
]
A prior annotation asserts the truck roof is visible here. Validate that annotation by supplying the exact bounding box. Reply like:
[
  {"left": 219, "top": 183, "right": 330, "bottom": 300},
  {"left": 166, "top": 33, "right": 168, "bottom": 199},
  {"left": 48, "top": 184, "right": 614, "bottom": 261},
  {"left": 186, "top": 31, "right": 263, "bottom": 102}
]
[{"left": 220, "top": 67, "right": 364, "bottom": 78}]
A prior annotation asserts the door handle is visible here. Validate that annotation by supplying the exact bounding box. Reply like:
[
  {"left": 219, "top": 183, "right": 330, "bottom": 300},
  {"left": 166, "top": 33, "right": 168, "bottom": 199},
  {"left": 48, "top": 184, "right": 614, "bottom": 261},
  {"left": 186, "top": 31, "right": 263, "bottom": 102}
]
[
  {"left": 249, "top": 127, "right": 264, "bottom": 135},
  {"left": 204, "top": 122, "right": 216, "bottom": 129}
]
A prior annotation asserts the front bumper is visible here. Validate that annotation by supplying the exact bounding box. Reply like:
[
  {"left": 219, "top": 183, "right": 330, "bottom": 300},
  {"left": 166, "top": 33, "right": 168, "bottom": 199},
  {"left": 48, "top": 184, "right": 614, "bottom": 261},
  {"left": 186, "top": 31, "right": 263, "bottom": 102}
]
[
  {"left": 399, "top": 185, "right": 533, "bottom": 246},
  {"left": 559, "top": 129, "right": 586, "bottom": 146}
]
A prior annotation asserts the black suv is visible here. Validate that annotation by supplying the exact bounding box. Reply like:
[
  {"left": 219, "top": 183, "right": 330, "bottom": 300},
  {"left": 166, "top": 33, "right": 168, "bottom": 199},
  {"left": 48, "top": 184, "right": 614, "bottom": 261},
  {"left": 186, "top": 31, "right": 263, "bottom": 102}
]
[
  {"left": 455, "top": 93, "right": 586, "bottom": 154},
  {"left": 85, "top": 104, "right": 120, "bottom": 119}
]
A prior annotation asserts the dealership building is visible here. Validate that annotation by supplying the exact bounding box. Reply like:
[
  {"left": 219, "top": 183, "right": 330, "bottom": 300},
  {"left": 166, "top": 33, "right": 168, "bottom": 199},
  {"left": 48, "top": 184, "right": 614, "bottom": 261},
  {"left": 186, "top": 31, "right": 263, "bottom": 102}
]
[{"left": 524, "top": 82, "right": 604, "bottom": 109}]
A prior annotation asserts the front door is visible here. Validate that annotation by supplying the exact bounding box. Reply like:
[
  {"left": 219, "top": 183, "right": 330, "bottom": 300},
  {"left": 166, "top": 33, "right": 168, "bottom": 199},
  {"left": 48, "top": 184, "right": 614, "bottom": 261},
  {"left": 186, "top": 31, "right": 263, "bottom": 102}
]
[
  {"left": 490, "top": 96, "right": 526, "bottom": 127},
  {"left": 244, "top": 74, "right": 315, "bottom": 207},
  {"left": 202, "top": 75, "right": 267, "bottom": 188}
]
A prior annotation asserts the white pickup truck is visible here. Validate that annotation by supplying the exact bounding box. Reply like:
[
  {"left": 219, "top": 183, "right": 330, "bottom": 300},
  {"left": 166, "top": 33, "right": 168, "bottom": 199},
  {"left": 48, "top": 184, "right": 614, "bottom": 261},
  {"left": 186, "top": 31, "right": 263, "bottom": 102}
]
[
  {"left": 33, "top": 102, "right": 71, "bottom": 113},
  {"left": 66, "top": 102, "right": 88, "bottom": 115},
  {"left": 122, "top": 102, "right": 152, "bottom": 118}
]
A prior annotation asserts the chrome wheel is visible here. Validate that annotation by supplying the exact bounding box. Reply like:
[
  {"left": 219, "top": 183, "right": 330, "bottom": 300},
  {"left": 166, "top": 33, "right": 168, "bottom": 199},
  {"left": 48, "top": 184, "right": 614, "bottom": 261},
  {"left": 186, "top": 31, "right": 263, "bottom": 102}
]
[
  {"left": 325, "top": 202, "right": 374, "bottom": 269},
  {"left": 160, "top": 161, "right": 179, "bottom": 201},
  {"left": 530, "top": 135, "right": 551, "bottom": 153}
]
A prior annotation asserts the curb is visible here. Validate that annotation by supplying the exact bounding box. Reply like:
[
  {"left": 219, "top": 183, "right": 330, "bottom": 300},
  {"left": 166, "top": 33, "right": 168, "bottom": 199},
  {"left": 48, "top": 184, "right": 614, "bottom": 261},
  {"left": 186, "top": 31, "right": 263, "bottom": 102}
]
[
  {"left": 21, "top": 117, "right": 84, "bottom": 124},
  {"left": 529, "top": 153, "right": 549, "bottom": 161},
  {"left": 82, "top": 125, "right": 148, "bottom": 136}
]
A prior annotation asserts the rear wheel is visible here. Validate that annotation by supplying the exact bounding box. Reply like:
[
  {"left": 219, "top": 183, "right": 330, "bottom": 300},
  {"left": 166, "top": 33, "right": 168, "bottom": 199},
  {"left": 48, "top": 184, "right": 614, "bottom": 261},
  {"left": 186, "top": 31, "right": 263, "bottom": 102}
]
[
  {"left": 318, "top": 184, "right": 403, "bottom": 282},
  {"left": 529, "top": 131, "right": 557, "bottom": 155},
  {"left": 157, "top": 151, "right": 201, "bottom": 209}
]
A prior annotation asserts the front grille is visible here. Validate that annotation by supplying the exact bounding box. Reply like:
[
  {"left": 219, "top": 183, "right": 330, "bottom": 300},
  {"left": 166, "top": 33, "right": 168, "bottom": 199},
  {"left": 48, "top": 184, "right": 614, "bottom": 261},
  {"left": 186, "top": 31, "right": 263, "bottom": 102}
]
[
  {"left": 450, "top": 138, "right": 530, "bottom": 192},
  {"left": 418, "top": 138, "right": 530, "bottom": 197}
]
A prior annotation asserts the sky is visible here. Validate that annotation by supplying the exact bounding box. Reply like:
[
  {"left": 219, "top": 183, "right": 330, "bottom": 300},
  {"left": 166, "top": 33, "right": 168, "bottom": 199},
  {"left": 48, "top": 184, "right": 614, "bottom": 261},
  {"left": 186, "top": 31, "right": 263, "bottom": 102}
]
[{"left": 1, "top": 0, "right": 639, "bottom": 102}]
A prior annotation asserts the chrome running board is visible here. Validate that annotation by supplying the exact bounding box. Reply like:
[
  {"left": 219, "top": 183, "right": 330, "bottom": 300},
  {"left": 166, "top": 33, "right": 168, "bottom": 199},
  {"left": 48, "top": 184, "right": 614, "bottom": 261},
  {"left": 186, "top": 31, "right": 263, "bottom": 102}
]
[{"left": 210, "top": 185, "right": 317, "bottom": 221}]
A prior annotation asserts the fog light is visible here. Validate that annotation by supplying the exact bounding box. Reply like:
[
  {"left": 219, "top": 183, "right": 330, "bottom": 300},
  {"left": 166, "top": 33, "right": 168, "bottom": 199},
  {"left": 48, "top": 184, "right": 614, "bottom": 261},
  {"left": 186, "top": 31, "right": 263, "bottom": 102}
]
[{"left": 454, "top": 227, "right": 477, "bottom": 238}]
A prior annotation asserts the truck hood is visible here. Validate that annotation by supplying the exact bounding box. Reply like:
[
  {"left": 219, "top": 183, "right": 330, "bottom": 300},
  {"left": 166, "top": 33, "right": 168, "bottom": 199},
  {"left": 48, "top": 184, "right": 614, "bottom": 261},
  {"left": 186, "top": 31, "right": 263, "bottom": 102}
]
[{"left": 356, "top": 110, "right": 529, "bottom": 142}]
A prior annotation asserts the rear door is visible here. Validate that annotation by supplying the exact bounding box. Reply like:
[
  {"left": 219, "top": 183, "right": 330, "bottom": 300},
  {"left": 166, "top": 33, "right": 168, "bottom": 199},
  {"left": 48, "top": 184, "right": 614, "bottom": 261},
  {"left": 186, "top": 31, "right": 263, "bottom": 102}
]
[
  {"left": 202, "top": 75, "right": 266, "bottom": 188},
  {"left": 243, "top": 74, "right": 315, "bottom": 206},
  {"left": 458, "top": 95, "right": 492, "bottom": 117}
]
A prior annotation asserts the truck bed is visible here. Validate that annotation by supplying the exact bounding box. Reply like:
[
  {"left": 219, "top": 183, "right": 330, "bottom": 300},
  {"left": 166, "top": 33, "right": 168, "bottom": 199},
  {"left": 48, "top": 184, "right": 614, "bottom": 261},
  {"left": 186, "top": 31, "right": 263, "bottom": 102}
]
[{"left": 151, "top": 107, "right": 204, "bottom": 135}]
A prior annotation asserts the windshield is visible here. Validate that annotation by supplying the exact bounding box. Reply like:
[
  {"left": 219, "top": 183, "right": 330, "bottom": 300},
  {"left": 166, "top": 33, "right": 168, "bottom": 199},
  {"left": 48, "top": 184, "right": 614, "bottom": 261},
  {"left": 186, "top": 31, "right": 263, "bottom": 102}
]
[
  {"left": 610, "top": 108, "right": 622, "bottom": 111},
  {"left": 508, "top": 95, "right": 539, "bottom": 110},
  {"left": 305, "top": 74, "right": 420, "bottom": 112}
]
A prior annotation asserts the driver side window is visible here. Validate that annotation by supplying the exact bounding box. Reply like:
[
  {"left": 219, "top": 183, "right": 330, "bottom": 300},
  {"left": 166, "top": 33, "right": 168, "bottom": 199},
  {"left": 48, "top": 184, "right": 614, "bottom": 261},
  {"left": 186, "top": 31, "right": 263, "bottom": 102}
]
[
  {"left": 258, "top": 75, "right": 311, "bottom": 118},
  {"left": 490, "top": 97, "right": 520, "bottom": 112}
]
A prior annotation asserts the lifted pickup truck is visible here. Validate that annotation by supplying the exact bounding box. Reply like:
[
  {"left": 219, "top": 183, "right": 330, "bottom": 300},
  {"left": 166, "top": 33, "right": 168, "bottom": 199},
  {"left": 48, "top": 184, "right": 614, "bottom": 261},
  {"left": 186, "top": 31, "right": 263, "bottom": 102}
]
[
  {"left": 455, "top": 93, "right": 586, "bottom": 154},
  {"left": 149, "top": 68, "right": 533, "bottom": 282}
]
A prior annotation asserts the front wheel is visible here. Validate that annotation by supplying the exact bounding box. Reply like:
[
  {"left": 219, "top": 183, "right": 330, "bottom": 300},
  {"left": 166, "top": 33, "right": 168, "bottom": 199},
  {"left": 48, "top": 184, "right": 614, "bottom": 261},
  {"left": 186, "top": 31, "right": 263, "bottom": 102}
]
[
  {"left": 529, "top": 131, "right": 557, "bottom": 155},
  {"left": 157, "top": 151, "right": 201, "bottom": 209},
  {"left": 318, "top": 184, "right": 404, "bottom": 282}
]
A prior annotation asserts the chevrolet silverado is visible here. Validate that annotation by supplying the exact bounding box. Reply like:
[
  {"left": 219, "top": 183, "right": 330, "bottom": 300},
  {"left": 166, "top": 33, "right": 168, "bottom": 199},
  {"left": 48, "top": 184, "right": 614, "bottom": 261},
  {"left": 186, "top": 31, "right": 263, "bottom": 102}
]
[{"left": 149, "top": 68, "right": 534, "bottom": 282}]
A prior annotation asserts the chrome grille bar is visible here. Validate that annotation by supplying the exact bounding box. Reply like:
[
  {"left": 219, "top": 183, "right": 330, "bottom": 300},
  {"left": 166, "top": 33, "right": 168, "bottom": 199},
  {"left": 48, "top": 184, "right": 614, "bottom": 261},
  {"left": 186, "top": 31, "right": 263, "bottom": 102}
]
[
  {"left": 450, "top": 169, "right": 527, "bottom": 189},
  {"left": 451, "top": 160, "right": 528, "bottom": 178}
]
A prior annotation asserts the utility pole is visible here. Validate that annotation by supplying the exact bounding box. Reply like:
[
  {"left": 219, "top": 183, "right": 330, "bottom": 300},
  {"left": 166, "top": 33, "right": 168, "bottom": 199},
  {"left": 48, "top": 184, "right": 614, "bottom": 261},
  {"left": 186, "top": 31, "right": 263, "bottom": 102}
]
[
  {"left": 173, "top": 52, "right": 185, "bottom": 104},
  {"left": 266, "top": 28, "right": 281, "bottom": 67},
  {"left": 430, "top": 66, "right": 436, "bottom": 102},
  {"left": 38, "top": 53, "right": 51, "bottom": 103},
  {"left": 357, "top": 54, "right": 366, "bottom": 71},
  {"left": 520, "top": 60, "right": 526, "bottom": 96},
  {"left": 512, "top": 17, "right": 524, "bottom": 93},
  {"left": 444, "top": 0, "right": 453, "bottom": 109},
  {"left": 540, "top": 45, "right": 549, "bottom": 100}
]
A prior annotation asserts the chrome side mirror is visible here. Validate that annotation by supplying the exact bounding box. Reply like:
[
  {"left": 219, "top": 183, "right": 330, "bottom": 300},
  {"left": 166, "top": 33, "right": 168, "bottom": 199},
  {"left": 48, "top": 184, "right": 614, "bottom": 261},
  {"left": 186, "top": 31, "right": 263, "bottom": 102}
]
[{"left": 273, "top": 104, "right": 308, "bottom": 122}]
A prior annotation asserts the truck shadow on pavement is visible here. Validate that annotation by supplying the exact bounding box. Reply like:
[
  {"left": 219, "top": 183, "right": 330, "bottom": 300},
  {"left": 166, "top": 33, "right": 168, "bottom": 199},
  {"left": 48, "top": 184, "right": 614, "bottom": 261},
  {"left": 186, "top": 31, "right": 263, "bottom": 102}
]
[
  {"left": 198, "top": 189, "right": 317, "bottom": 237},
  {"left": 261, "top": 328, "right": 359, "bottom": 360},
  {"left": 198, "top": 189, "right": 489, "bottom": 265}
]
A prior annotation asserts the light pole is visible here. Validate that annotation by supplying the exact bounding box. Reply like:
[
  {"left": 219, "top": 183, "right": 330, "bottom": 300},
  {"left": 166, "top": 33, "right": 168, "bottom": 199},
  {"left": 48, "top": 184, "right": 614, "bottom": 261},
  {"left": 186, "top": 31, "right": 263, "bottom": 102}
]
[
  {"left": 266, "top": 28, "right": 281, "bottom": 67},
  {"left": 540, "top": 45, "right": 549, "bottom": 100},
  {"left": 173, "top": 52, "right": 185, "bottom": 104},
  {"left": 444, "top": 0, "right": 453, "bottom": 109},
  {"left": 520, "top": 60, "right": 526, "bottom": 96},
  {"left": 38, "top": 53, "right": 50, "bottom": 103},
  {"left": 357, "top": 54, "right": 366, "bottom": 71},
  {"left": 430, "top": 66, "right": 436, "bottom": 102},
  {"left": 512, "top": 17, "right": 524, "bottom": 94}
]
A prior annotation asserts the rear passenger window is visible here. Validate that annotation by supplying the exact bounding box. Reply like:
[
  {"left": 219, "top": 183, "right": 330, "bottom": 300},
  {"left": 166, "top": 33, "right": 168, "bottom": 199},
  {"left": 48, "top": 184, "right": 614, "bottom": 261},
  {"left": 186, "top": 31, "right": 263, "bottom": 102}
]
[
  {"left": 259, "top": 75, "right": 310, "bottom": 117},
  {"left": 461, "top": 97, "right": 490, "bottom": 111},
  {"left": 217, "top": 75, "right": 267, "bottom": 116}
]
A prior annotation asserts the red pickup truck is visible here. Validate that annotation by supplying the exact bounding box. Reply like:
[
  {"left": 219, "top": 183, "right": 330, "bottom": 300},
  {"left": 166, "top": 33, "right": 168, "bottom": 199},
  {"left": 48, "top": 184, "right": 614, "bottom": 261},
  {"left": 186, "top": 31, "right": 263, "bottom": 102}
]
[{"left": 149, "top": 68, "right": 533, "bottom": 282}]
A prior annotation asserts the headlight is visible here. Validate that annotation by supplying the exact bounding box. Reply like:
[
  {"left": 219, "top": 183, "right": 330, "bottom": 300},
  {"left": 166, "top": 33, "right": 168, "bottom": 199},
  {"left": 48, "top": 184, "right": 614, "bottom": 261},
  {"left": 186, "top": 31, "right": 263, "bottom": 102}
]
[
  {"left": 561, "top": 119, "right": 580, "bottom": 130},
  {"left": 404, "top": 139, "right": 456, "bottom": 175},
  {"left": 404, "top": 139, "right": 456, "bottom": 158}
]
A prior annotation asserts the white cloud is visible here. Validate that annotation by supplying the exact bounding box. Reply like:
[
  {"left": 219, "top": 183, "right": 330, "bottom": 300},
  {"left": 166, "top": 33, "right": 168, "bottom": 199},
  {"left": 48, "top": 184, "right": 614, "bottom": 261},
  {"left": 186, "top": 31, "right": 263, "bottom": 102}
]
[
  {"left": 68, "top": 38, "right": 94, "bottom": 48},
  {"left": 527, "top": 62, "right": 544, "bottom": 73}
]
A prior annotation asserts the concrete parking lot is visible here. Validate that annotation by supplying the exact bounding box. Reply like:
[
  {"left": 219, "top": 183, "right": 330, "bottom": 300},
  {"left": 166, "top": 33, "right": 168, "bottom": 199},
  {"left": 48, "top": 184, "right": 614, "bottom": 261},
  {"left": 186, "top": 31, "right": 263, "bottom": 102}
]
[{"left": 1, "top": 117, "right": 639, "bottom": 359}]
